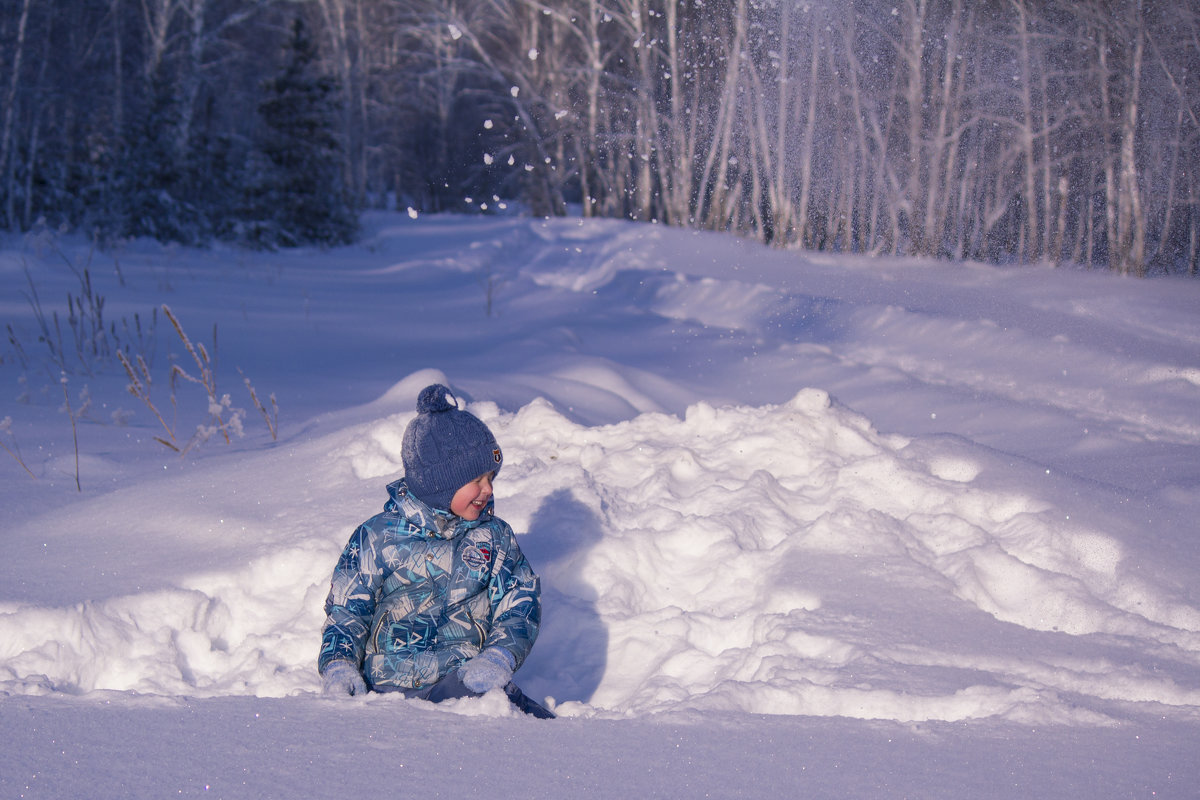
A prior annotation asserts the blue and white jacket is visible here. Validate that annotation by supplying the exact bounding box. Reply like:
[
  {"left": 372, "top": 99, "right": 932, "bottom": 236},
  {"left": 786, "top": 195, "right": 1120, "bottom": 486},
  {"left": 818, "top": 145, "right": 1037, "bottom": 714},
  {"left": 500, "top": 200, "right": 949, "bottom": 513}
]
[{"left": 319, "top": 478, "right": 540, "bottom": 690}]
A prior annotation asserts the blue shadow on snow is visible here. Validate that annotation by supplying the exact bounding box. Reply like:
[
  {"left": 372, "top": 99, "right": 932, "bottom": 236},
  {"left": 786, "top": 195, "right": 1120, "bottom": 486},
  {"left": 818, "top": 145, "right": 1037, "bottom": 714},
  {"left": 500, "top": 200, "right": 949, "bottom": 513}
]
[{"left": 514, "top": 489, "right": 608, "bottom": 706}]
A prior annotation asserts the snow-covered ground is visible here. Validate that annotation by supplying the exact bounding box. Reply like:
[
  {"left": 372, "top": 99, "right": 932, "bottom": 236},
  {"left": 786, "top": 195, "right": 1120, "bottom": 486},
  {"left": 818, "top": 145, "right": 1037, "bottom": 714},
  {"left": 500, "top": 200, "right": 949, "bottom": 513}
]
[{"left": 2, "top": 212, "right": 1198, "bottom": 798}]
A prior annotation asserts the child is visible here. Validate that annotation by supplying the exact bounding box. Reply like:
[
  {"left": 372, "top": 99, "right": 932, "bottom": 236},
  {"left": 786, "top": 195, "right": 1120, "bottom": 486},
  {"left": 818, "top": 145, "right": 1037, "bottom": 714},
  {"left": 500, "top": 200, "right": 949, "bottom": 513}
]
[{"left": 319, "top": 383, "right": 552, "bottom": 718}]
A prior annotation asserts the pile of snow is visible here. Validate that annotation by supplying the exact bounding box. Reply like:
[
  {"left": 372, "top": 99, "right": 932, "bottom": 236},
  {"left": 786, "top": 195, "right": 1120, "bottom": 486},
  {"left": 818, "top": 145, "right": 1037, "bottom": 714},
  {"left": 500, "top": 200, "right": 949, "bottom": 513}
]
[{"left": 4, "top": 378, "right": 1197, "bottom": 728}]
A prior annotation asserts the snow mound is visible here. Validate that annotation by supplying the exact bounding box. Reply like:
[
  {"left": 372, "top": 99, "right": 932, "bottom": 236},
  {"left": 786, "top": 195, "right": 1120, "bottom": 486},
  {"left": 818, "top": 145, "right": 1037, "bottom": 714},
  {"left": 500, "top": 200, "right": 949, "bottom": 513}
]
[
  {"left": 501, "top": 391, "right": 1200, "bottom": 722},
  {"left": 2, "top": 389, "right": 1199, "bottom": 726}
]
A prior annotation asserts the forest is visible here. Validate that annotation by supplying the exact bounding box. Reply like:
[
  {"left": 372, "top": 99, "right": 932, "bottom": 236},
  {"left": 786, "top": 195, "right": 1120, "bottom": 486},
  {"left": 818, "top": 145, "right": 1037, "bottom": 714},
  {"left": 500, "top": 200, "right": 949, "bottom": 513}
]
[{"left": 1, "top": 0, "right": 1197, "bottom": 274}]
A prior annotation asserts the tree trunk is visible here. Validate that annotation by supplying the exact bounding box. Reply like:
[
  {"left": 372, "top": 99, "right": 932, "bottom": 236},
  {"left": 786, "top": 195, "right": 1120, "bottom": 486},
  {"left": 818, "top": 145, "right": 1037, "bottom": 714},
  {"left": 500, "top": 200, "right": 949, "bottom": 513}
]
[
  {"left": 696, "top": 0, "right": 747, "bottom": 232},
  {"left": 1013, "top": 0, "right": 1041, "bottom": 262},
  {"left": 899, "top": 0, "right": 927, "bottom": 254},
  {"left": 794, "top": 18, "right": 821, "bottom": 248},
  {"left": 1115, "top": 19, "right": 1146, "bottom": 275},
  {"left": 1097, "top": 28, "right": 1119, "bottom": 271},
  {"left": 924, "top": 0, "right": 966, "bottom": 259},
  {"left": 1, "top": 0, "right": 32, "bottom": 230}
]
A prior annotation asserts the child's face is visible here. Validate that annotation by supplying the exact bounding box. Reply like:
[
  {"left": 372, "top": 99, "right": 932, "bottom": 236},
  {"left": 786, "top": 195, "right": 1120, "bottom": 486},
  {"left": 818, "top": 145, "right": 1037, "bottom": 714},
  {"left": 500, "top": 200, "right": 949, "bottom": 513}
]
[{"left": 449, "top": 472, "right": 494, "bottom": 520}]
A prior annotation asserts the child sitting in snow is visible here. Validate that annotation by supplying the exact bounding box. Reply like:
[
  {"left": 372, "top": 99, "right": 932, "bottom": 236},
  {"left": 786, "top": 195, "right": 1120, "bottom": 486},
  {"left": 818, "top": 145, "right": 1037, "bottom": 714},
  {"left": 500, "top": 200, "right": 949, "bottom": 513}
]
[{"left": 318, "top": 383, "right": 552, "bottom": 718}]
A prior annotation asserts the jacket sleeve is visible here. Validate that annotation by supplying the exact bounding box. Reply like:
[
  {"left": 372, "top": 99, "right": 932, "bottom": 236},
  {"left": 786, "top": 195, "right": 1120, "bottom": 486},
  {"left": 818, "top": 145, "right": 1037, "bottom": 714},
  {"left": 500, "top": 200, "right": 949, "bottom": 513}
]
[
  {"left": 318, "top": 523, "right": 382, "bottom": 674},
  {"left": 482, "top": 521, "right": 541, "bottom": 668}
]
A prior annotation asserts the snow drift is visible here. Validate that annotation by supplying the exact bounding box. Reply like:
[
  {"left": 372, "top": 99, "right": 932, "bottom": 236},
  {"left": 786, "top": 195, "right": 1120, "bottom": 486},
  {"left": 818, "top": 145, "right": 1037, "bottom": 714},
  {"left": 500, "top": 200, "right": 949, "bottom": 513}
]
[{"left": 4, "top": 379, "right": 1197, "bottom": 728}]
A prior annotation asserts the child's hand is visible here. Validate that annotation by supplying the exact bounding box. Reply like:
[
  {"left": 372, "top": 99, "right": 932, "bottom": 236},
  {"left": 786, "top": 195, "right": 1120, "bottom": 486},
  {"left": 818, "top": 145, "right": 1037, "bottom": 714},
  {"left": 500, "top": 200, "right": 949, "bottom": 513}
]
[
  {"left": 460, "top": 647, "right": 516, "bottom": 693},
  {"left": 322, "top": 660, "right": 368, "bottom": 696}
]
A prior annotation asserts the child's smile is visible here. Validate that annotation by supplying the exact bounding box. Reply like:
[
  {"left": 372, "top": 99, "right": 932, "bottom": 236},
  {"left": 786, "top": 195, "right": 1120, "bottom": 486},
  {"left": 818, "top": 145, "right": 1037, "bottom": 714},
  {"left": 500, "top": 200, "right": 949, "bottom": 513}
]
[{"left": 449, "top": 472, "right": 494, "bottom": 520}]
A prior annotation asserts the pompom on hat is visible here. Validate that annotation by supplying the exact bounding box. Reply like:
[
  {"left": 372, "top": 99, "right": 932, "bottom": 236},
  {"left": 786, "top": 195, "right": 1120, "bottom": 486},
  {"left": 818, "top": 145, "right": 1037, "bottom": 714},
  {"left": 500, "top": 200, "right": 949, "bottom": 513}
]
[{"left": 401, "top": 384, "right": 503, "bottom": 511}]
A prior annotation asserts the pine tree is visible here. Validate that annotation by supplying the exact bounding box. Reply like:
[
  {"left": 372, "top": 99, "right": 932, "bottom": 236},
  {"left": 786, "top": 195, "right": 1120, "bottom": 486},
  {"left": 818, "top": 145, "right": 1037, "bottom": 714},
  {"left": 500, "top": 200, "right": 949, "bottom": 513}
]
[
  {"left": 186, "top": 95, "right": 245, "bottom": 242},
  {"left": 246, "top": 17, "right": 357, "bottom": 248},
  {"left": 112, "top": 74, "right": 202, "bottom": 244}
]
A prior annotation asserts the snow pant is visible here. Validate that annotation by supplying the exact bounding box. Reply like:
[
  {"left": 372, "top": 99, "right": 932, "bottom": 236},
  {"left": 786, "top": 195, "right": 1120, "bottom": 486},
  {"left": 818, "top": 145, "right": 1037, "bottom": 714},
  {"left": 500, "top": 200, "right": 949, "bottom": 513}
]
[{"left": 377, "top": 670, "right": 556, "bottom": 719}]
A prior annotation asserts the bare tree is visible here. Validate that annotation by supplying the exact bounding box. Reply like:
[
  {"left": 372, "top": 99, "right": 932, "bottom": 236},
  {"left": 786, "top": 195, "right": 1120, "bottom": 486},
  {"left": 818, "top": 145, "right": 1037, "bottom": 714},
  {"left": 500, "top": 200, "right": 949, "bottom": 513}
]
[
  {"left": 3, "top": 0, "right": 1197, "bottom": 274},
  {"left": 694, "top": 0, "right": 749, "bottom": 233}
]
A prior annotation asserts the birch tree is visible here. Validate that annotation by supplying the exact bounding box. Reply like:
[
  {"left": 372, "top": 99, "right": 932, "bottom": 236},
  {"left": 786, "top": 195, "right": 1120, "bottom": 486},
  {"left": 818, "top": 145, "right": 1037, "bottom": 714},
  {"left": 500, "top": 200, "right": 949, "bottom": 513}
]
[{"left": 0, "top": 0, "right": 33, "bottom": 230}]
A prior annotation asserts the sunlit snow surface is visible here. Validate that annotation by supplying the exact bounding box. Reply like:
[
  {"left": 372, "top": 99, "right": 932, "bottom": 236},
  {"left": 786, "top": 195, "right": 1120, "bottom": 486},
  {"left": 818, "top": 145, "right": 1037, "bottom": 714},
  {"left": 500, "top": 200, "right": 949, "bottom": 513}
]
[{"left": 2, "top": 213, "right": 1198, "bottom": 797}]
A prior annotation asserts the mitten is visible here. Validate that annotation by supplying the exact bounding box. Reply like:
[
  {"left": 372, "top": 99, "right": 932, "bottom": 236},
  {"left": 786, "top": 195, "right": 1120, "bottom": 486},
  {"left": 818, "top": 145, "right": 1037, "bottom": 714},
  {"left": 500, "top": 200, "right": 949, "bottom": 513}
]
[
  {"left": 460, "top": 647, "right": 516, "bottom": 693},
  {"left": 322, "top": 660, "right": 368, "bottom": 696}
]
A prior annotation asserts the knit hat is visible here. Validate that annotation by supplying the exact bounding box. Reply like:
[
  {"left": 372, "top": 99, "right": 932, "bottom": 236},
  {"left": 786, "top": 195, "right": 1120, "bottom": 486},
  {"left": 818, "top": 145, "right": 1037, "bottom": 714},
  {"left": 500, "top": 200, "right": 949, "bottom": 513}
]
[{"left": 401, "top": 384, "right": 503, "bottom": 511}]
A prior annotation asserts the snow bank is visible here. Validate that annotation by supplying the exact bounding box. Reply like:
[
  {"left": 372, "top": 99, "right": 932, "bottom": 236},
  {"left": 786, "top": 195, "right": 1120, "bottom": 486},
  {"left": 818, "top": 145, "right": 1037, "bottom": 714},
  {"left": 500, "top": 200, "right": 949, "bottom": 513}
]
[{"left": 4, "top": 384, "right": 1198, "bottom": 727}]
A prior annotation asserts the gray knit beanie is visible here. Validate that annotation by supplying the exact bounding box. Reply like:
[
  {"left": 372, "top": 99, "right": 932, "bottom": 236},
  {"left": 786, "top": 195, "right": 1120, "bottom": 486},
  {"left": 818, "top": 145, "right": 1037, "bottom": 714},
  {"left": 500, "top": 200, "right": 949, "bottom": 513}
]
[{"left": 401, "top": 384, "right": 503, "bottom": 511}]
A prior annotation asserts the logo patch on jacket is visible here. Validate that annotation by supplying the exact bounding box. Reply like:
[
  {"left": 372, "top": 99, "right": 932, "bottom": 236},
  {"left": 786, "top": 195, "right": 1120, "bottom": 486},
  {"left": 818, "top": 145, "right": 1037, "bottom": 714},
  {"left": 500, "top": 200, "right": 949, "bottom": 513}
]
[{"left": 461, "top": 544, "right": 491, "bottom": 571}]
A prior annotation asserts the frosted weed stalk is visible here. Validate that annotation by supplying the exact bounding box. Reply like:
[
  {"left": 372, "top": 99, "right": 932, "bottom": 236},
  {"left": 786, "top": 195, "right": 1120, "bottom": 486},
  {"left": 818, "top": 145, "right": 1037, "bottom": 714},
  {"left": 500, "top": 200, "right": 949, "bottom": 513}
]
[
  {"left": 59, "top": 373, "right": 83, "bottom": 492},
  {"left": 15, "top": 230, "right": 158, "bottom": 379},
  {"left": 163, "top": 304, "right": 238, "bottom": 445},
  {"left": 117, "top": 349, "right": 182, "bottom": 452},
  {"left": 0, "top": 415, "right": 35, "bottom": 478},
  {"left": 240, "top": 368, "right": 278, "bottom": 441},
  {"left": 4, "top": 235, "right": 278, "bottom": 481},
  {"left": 119, "top": 304, "right": 275, "bottom": 454}
]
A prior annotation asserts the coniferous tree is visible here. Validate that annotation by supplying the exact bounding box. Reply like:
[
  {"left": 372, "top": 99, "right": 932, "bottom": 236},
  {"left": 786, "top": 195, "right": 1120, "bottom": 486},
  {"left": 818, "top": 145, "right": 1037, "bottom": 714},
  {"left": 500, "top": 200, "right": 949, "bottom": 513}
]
[
  {"left": 245, "top": 17, "right": 357, "bottom": 248},
  {"left": 186, "top": 95, "right": 247, "bottom": 242},
  {"left": 110, "top": 74, "right": 202, "bottom": 244}
]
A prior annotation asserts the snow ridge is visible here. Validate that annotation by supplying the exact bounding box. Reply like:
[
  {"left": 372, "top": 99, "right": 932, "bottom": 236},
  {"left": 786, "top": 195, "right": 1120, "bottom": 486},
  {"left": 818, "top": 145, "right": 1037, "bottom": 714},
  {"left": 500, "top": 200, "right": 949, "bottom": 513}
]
[{"left": 4, "top": 387, "right": 1197, "bottom": 727}]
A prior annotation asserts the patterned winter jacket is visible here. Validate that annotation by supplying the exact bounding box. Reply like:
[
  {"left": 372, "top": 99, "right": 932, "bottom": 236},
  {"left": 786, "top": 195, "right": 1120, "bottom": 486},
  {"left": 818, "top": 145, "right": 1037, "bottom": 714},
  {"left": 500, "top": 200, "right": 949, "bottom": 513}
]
[{"left": 319, "top": 478, "right": 540, "bottom": 690}]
